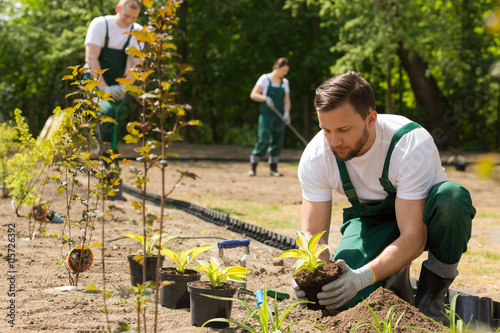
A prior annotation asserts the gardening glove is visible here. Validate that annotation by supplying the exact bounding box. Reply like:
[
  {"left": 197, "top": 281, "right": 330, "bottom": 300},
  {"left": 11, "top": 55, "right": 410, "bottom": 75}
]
[
  {"left": 317, "top": 259, "right": 375, "bottom": 310},
  {"left": 108, "top": 84, "right": 126, "bottom": 101},
  {"left": 283, "top": 111, "right": 291, "bottom": 125},
  {"left": 265, "top": 96, "right": 274, "bottom": 108},
  {"left": 291, "top": 279, "right": 308, "bottom": 308}
]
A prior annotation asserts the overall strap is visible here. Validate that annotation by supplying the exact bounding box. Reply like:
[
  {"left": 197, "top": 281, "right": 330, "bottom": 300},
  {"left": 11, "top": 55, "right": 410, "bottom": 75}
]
[
  {"left": 379, "top": 122, "right": 422, "bottom": 194},
  {"left": 122, "top": 24, "right": 134, "bottom": 51},
  {"left": 336, "top": 159, "right": 360, "bottom": 206},
  {"left": 103, "top": 17, "right": 109, "bottom": 48}
]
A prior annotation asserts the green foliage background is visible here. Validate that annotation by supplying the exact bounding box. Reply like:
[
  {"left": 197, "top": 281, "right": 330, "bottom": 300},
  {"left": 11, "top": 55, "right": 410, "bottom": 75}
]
[{"left": 1, "top": 0, "right": 500, "bottom": 151}]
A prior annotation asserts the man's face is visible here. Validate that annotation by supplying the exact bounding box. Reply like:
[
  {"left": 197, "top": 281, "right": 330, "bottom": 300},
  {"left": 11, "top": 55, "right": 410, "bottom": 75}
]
[
  {"left": 115, "top": 3, "right": 141, "bottom": 29},
  {"left": 317, "top": 102, "right": 376, "bottom": 161}
]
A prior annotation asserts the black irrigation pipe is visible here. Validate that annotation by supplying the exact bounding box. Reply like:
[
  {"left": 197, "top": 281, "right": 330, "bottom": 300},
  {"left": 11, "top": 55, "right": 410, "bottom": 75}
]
[{"left": 122, "top": 184, "right": 298, "bottom": 251}]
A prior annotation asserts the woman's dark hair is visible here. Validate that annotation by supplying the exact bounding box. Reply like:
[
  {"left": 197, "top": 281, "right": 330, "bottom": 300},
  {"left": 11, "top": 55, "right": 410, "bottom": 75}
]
[
  {"left": 273, "top": 57, "right": 289, "bottom": 69},
  {"left": 314, "top": 71, "right": 375, "bottom": 119}
]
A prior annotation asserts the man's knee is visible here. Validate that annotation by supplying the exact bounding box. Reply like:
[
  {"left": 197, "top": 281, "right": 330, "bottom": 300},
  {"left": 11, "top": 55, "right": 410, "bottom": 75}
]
[{"left": 427, "top": 181, "right": 476, "bottom": 220}]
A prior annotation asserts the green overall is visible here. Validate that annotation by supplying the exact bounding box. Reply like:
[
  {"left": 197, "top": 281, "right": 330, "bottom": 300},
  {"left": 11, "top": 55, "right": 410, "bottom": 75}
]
[
  {"left": 97, "top": 17, "right": 132, "bottom": 150},
  {"left": 333, "top": 122, "right": 475, "bottom": 310},
  {"left": 252, "top": 76, "right": 286, "bottom": 158}
]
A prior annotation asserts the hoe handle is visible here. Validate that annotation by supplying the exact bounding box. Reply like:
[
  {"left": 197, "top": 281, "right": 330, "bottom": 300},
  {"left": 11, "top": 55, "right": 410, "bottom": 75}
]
[{"left": 217, "top": 239, "right": 250, "bottom": 249}]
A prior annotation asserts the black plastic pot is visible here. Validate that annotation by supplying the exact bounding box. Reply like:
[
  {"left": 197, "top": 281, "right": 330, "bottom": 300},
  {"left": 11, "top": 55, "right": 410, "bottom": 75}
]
[
  {"left": 159, "top": 268, "right": 200, "bottom": 309},
  {"left": 187, "top": 281, "right": 237, "bottom": 328},
  {"left": 127, "top": 254, "right": 164, "bottom": 286},
  {"left": 455, "top": 295, "right": 494, "bottom": 330}
]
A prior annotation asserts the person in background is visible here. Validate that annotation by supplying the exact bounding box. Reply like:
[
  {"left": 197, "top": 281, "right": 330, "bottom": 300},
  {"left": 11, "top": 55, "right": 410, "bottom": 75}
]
[
  {"left": 84, "top": 0, "right": 143, "bottom": 150},
  {"left": 293, "top": 71, "right": 475, "bottom": 325},
  {"left": 248, "top": 57, "right": 291, "bottom": 177}
]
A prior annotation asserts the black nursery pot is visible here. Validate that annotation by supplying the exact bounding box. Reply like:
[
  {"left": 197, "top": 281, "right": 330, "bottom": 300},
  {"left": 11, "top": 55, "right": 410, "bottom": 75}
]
[
  {"left": 127, "top": 254, "right": 164, "bottom": 286},
  {"left": 455, "top": 295, "right": 494, "bottom": 329},
  {"left": 159, "top": 268, "right": 201, "bottom": 309},
  {"left": 187, "top": 281, "right": 237, "bottom": 328}
]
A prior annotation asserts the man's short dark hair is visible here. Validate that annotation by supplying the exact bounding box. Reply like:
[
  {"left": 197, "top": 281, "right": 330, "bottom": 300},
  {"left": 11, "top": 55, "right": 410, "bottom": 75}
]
[{"left": 314, "top": 71, "right": 376, "bottom": 119}]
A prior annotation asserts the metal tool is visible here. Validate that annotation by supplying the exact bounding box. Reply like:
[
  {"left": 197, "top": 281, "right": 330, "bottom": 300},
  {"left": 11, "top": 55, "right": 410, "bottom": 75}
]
[
  {"left": 238, "top": 287, "right": 290, "bottom": 301},
  {"left": 218, "top": 239, "right": 250, "bottom": 290},
  {"left": 268, "top": 104, "right": 308, "bottom": 146}
]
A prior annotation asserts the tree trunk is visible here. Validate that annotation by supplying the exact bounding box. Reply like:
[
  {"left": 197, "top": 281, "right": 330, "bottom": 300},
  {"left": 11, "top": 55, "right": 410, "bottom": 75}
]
[
  {"left": 396, "top": 41, "right": 461, "bottom": 149},
  {"left": 30, "top": 93, "right": 36, "bottom": 135},
  {"left": 177, "top": 1, "right": 191, "bottom": 142},
  {"left": 188, "top": 32, "right": 209, "bottom": 143},
  {"left": 386, "top": 58, "right": 393, "bottom": 114}
]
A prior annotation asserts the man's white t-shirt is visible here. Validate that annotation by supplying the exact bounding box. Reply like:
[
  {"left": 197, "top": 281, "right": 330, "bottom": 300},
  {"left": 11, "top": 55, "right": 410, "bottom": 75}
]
[
  {"left": 84, "top": 15, "right": 142, "bottom": 70},
  {"left": 256, "top": 74, "right": 290, "bottom": 97},
  {"left": 298, "top": 114, "right": 448, "bottom": 203}
]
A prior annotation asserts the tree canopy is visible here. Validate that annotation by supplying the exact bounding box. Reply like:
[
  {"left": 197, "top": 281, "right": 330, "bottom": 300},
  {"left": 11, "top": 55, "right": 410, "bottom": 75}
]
[{"left": 1, "top": 0, "right": 499, "bottom": 151}]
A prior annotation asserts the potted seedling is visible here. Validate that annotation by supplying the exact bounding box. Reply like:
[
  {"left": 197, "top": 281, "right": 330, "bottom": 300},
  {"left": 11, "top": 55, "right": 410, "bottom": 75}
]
[
  {"left": 277, "top": 230, "right": 341, "bottom": 310},
  {"left": 199, "top": 284, "right": 326, "bottom": 332},
  {"left": 159, "top": 244, "right": 215, "bottom": 309},
  {"left": 188, "top": 257, "right": 250, "bottom": 328},
  {"left": 124, "top": 229, "right": 175, "bottom": 286}
]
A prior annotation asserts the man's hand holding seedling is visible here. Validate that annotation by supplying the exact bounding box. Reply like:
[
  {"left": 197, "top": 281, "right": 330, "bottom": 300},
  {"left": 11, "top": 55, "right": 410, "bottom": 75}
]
[{"left": 317, "top": 259, "right": 375, "bottom": 310}]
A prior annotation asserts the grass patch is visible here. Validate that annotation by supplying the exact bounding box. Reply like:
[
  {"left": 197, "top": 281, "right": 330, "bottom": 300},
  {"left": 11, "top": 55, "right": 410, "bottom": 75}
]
[
  {"left": 464, "top": 250, "right": 500, "bottom": 261},
  {"left": 208, "top": 200, "right": 300, "bottom": 230},
  {"left": 474, "top": 208, "right": 500, "bottom": 219}
]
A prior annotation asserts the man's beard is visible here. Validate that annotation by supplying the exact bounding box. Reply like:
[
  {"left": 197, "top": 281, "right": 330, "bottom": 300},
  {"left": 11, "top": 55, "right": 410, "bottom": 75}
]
[{"left": 331, "top": 127, "right": 369, "bottom": 161}]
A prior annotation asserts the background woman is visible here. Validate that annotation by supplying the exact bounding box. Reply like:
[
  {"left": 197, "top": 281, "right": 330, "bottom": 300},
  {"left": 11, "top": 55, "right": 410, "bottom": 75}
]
[{"left": 248, "top": 57, "right": 291, "bottom": 177}]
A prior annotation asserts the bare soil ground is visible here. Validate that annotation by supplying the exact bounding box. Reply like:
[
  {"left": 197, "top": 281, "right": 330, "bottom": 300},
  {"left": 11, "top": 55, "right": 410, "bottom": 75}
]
[{"left": 0, "top": 143, "right": 499, "bottom": 332}]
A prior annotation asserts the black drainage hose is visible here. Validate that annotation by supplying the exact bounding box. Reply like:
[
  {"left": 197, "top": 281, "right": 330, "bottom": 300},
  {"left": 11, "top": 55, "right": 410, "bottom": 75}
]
[{"left": 122, "top": 184, "right": 298, "bottom": 251}]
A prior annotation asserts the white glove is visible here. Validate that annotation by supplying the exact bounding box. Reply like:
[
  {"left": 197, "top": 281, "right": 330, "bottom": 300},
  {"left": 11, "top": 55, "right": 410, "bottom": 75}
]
[
  {"left": 291, "top": 279, "right": 308, "bottom": 308},
  {"left": 317, "top": 259, "right": 374, "bottom": 310},
  {"left": 108, "top": 84, "right": 126, "bottom": 101},
  {"left": 265, "top": 96, "right": 274, "bottom": 108},
  {"left": 283, "top": 111, "right": 291, "bottom": 125}
]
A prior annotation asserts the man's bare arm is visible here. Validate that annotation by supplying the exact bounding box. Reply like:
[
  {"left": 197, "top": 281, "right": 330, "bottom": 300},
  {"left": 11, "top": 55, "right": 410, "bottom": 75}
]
[
  {"left": 367, "top": 197, "right": 427, "bottom": 281},
  {"left": 301, "top": 198, "right": 332, "bottom": 261}
]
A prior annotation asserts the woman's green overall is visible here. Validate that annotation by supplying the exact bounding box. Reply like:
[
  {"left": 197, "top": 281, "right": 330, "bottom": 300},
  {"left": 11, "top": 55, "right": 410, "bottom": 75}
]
[
  {"left": 252, "top": 77, "right": 286, "bottom": 158},
  {"left": 333, "top": 122, "right": 475, "bottom": 310},
  {"left": 96, "top": 17, "right": 132, "bottom": 149}
]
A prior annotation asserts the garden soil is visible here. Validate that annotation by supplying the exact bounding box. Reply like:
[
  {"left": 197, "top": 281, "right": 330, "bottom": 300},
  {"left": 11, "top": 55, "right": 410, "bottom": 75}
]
[{"left": 1, "top": 143, "right": 499, "bottom": 333}]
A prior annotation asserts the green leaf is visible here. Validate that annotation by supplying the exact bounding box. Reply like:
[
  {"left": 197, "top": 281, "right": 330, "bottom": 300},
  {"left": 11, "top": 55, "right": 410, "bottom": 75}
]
[
  {"left": 296, "top": 231, "right": 309, "bottom": 251},
  {"left": 308, "top": 231, "right": 326, "bottom": 254}
]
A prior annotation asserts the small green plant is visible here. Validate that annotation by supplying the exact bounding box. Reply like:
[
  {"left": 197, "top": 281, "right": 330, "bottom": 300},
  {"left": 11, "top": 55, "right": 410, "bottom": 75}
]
[
  {"left": 350, "top": 301, "right": 404, "bottom": 333},
  {"left": 124, "top": 230, "right": 176, "bottom": 259},
  {"left": 276, "top": 231, "right": 330, "bottom": 275},
  {"left": 160, "top": 244, "right": 215, "bottom": 274},
  {"left": 199, "top": 285, "right": 325, "bottom": 332},
  {"left": 112, "top": 299, "right": 128, "bottom": 306},
  {"left": 120, "top": 281, "right": 155, "bottom": 333},
  {"left": 194, "top": 257, "right": 250, "bottom": 288},
  {"left": 52, "top": 258, "right": 64, "bottom": 265}
]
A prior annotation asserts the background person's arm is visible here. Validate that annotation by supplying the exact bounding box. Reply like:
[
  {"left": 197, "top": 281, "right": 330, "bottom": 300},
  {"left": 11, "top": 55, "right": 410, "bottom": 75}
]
[
  {"left": 284, "top": 91, "right": 291, "bottom": 112},
  {"left": 250, "top": 84, "right": 266, "bottom": 102}
]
